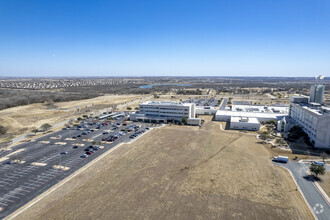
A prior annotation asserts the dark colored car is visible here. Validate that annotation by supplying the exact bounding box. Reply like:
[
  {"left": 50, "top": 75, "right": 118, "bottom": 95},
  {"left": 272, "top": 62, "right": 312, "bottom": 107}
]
[{"left": 73, "top": 146, "right": 78, "bottom": 149}]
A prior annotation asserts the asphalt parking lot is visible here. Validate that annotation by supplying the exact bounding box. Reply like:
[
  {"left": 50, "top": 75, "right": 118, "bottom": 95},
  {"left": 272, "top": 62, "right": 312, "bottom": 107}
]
[{"left": 0, "top": 114, "right": 156, "bottom": 218}]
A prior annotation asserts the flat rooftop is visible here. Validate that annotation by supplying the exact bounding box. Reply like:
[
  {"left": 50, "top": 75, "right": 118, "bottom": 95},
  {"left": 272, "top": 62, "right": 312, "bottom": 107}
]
[
  {"left": 292, "top": 102, "right": 328, "bottom": 116},
  {"left": 216, "top": 110, "right": 287, "bottom": 119},
  {"left": 231, "top": 116, "right": 259, "bottom": 124},
  {"left": 141, "top": 101, "right": 193, "bottom": 107},
  {"left": 231, "top": 104, "right": 289, "bottom": 114}
]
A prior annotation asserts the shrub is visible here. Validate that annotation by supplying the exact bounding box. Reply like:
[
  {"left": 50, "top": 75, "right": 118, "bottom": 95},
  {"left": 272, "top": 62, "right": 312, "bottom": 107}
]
[{"left": 0, "top": 125, "right": 7, "bottom": 135}]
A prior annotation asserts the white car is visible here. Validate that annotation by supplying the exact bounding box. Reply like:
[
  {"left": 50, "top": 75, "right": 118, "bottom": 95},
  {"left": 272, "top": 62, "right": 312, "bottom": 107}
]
[{"left": 312, "top": 161, "right": 325, "bottom": 166}]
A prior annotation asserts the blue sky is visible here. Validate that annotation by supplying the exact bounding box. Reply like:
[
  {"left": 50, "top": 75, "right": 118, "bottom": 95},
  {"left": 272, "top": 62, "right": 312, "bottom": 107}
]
[{"left": 0, "top": 0, "right": 329, "bottom": 77}]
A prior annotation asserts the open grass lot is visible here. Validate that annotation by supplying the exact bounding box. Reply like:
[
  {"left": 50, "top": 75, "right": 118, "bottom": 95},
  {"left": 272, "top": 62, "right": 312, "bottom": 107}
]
[
  {"left": 0, "top": 94, "right": 149, "bottom": 143},
  {"left": 319, "top": 172, "right": 330, "bottom": 197},
  {"left": 12, "top": 121, "right": 313, "bottom": 220}
]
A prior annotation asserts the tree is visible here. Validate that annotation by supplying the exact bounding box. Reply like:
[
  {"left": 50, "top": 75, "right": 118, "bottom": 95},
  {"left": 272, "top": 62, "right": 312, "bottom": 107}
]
[
  {"left": 259, "top": 131, "right": 269, "bottom": 140},
  {"left": 182, "top": 117, "right": 188, "bottom": 125},
  {"left": 309, "top": 164, "right": 325, "bottom": 177},
  {"left": 0, "top": 125, "right": 8, "bottom": 135},
  {"left": 275, "top": 138, "right": 286, "bottom": 146},
  {"left": 266, "top": 120, "right": 277, "bottom": 126},
  {"left": 31, "top": 128, "right": 39, "bottom": 134},
  {"left": 40, "top": 123, "right": 51, "bottom": 131},
  {"left": 127, "top": 107, "right": 132, "bottom": 110},
  {"left": 321, "top": 152, "right": 328, "bottom": 162},
  {"left": 135, "top": 107, "right": 139, "bottom": 110}
]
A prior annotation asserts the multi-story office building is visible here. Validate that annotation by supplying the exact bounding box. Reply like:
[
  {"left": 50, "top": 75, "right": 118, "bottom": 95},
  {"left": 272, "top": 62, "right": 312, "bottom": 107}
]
[
  {"left": 130, "top": 101, "right": 200, "bottom": 125},
  {"left": 289, "top": 96, "right": 330, "bottom": 149},
  {"left": 310, "top": 84, "right": 325, "bottom": 104}
]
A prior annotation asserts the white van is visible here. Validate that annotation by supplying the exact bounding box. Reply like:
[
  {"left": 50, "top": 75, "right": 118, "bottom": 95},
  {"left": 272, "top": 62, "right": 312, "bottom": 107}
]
[{"left": 312, "top": 161, "right": 325, "bottom": 166}]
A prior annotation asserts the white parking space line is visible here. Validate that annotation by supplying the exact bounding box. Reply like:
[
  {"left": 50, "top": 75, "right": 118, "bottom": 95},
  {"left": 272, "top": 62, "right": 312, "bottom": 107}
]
[
  {"left": 0, "top": 181, "right": 11, "bottom": 185},
  {"left": 8, "top": 195, "right": 20, "bottom": 199},
  {"left": 23, "top": 186, "right": 35, "bottom": 190},
  {"left": 0, "top": 202, "right": 8, "bottom": 206},
  {"left": 20, "top": 188, "right": 30, "bottom": 193}
]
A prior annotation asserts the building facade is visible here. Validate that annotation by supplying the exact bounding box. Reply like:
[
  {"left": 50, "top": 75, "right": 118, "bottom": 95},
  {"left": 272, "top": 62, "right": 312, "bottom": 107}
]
[
  {"left": 230, "top": 117, "right": 260, "bottom": 131},
  {"left": 130, "top": 101, "right": 201, "bottom": 125},
  {"left": 289, "top": 98, "right": 330, "bottom": 149}
]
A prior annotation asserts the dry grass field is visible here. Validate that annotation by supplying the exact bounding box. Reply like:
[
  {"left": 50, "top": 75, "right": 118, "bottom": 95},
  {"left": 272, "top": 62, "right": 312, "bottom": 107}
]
[
  {"left": 13, "top": 121, "right": 313, "bottom": 220},
  {"left": 0, "top": 94, "right": 148, "bottom": 143},
  {"left": 319, "top": 172, "right": 330, "bottom": 197}
]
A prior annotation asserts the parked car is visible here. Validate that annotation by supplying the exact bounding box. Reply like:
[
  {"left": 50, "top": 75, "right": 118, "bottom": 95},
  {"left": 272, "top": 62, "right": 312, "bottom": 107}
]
[
  {"left": 60, "top": 151, "right": 68, "bottom": 155},
  {"left": 81, "top": 154, "right": 88, "bottom": 158},
  {"left": 73, "top": 146, "right": 78, "bottom": 149},
  {"left": 312, "top": 161, "right": 325, "bottom": 166},
  {"left": 273, "top": 156, "right": 288, "bottom": 163}
]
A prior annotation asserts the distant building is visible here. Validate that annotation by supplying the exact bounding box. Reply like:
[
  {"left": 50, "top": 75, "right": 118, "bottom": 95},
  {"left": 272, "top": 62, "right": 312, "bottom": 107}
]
[
  {"left": 310, "top": 84, "right": 325, "bottom": 104},
  {"left": 230, "top": 117, "right": 260, "bottom": 131},
  {"left": 289, "top": 97, "right": 330, "bottom": 149},
  {"left": 130, "top": 101, "right": 200, "bottom": 125}
]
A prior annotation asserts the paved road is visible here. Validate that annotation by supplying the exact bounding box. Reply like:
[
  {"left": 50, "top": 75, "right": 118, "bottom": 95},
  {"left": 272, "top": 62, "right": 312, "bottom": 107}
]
[
  {"left": 219, "top": 98, "right": 228, "bottom": 110},
  {"left": 0, "top": 115, "right": 155, "bottom": 218},
  {"left": 274, "top": 161, "right": 330, "bottom": 220}
]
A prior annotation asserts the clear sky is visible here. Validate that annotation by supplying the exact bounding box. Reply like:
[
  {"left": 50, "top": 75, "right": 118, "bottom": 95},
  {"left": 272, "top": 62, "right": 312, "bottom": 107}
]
[{"left": 0, "top": 0, "right": 329, "bottom": 77}]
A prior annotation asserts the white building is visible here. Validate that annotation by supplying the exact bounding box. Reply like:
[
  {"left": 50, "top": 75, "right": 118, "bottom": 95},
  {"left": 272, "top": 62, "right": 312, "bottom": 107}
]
[
  {"left": 195, "top": 106, "right": 217, "bottom": 115},
  {"left": 230, "top": 117, "right": 260, "bottom": 131},
  {"left": 130, "top": 101, "right": 201, "bottom": 125},
  {"left": 215, "top": 110, "right": 287, "bottom": 124},
  {"left": 289, "top": 97, "right": 330, "bottom": 149},
  {"left": 231, "top": 104, "right": 289, "bottom": 114}
]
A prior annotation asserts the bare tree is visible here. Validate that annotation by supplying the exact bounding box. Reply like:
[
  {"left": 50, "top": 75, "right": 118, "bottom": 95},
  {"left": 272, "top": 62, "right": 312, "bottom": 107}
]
[{"left": 321, "top": 152, "right": 328, "bottom": 163}]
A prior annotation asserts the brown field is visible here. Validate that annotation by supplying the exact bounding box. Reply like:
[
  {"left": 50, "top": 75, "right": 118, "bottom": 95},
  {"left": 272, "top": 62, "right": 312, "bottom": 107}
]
[
  {"left": 319, "top": 172, "right": 330, "bottom": 197},
  {"left": 0, "top": 94, "right": 149, "bottom": 143},
  {"left": 13, "top": 120, "right": 313, "bottom": 220}
]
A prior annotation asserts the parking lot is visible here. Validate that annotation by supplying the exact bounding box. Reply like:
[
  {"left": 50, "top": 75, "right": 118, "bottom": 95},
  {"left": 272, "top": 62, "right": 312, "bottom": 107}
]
[{"left": 0, "top": 113, "right": 156, "bottom": 218}]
